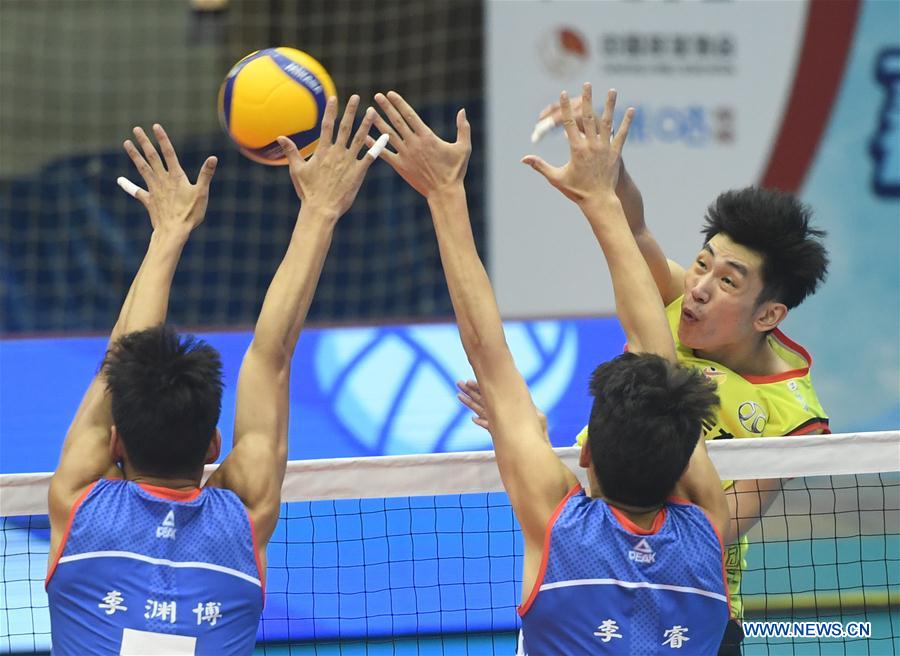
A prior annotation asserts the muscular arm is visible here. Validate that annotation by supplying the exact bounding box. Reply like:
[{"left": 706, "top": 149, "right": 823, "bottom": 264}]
[
  {"left": 527, "top": 88, "right": 727, "bottom": 528},
  {"left": 673, "top": 440, "right": 732, "bottom": 540},
  {"left": 371, "top": 91, "right": 576, "bottom": 557},
  {"left": 724, "top": 478, "right": 784, "bottom": 545},
  {"left": 204, "top": 209, "right": 337, "bottom": 542},
  {"left": 49, "top": 126, "right": 216, "bottom": 537},
  {"left": 206, "top": 97, "right": 376, "bottom": 549},
  {"left": 536, "top": 97, "right": 684, "bottom": 304},
  {"left": 429, "top": 186, "right": 577, "bottom": 541},
  {"left": 616, "top": 162, "right": 685, "bottom": 305}
]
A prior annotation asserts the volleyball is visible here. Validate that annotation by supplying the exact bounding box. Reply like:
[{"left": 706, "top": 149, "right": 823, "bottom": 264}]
[{"left": 217, "top": 47, "right": 337, "bottom": 165}]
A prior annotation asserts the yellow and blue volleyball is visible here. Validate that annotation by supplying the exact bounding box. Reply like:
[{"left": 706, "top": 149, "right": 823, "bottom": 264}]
[{"left": 218, "top": 47, "right": 336, "bottom": 165}]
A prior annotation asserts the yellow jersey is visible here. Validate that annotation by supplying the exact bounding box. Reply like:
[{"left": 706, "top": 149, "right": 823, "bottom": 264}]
[{"left": 574, "top": 295, "right": 829, "bottom": 618}]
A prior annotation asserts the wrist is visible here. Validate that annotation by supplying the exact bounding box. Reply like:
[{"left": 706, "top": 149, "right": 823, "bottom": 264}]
[
  {"left": 578, "top": 192, "right": 621, "bottom": 216},
  {"left": 426, "top": 182, "right": 466, "bottom": 206},
  {"left": 297, "top": 204, "right": 340, "bottom": 229},
  {"left": 149, "top": 229, "right": 190, "bottom": 251}
]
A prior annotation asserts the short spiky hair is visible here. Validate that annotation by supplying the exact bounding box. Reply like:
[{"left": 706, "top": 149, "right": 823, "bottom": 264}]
[
  {"left": 587, "top": 353, "right": 719, "bottom": 508},
  {"left": 702, "top": 187, "right": 829, "bottom": 309},
  {"left": 104, "top": 325, "right": 223, "bottom": 477}
]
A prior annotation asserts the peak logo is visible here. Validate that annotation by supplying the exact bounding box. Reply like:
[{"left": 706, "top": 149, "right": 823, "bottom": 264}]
[
  {"left": 628, "top": 538, "right": 655, "bottom": 564},
  {"left": 156, "top": 510, "right": 176, "bottom": 540}
]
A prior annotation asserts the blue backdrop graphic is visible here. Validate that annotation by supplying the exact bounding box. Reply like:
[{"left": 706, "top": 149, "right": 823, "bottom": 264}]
[
  {"left": 0, "top": 317, "right": 624, "bottom": 474},
  {"left": 0, "top": 318, "right": 623, "bottom": 650}
]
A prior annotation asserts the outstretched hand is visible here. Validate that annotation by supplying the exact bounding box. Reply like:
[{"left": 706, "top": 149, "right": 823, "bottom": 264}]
[
  {"left": 121, "top": 124, "right": 217, "bottom": 238},
  {"left": 456, "top": 379, "right": 550, "bottom": 445},
  {"left": 522, "top": 84, "right": 634, "bottom": 208},
  {"left": 368, "top": 91, "right": 471, "bottom": 198},
  {"left": 279, "top": 94, "right": 378, "bottom": 218},
  {"left": 533, "top": 94, "right": 597, "bottom": 143}
]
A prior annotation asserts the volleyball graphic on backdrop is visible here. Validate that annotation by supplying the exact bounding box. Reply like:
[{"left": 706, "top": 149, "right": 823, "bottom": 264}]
[
  {"left": 313, "top": 322, "right": 578, "bottom": 455},
  {"left": 218, "top": 47, "right": 336, "bottom": 165}
]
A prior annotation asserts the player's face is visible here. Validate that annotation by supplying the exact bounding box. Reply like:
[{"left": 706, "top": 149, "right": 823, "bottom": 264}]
[{"left": 678, "top": 233, "right": 767, "bottom": 354}]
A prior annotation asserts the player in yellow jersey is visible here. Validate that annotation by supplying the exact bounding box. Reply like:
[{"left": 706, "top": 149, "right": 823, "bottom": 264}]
[{"left": 458, "top": 97, "right": 830, "bottom": 655}]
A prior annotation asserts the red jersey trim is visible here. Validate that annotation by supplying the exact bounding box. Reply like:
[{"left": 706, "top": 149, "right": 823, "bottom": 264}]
[
  {"left": 742, "top": 329, "right": 813, "bottom": 384},
  {"left": 246, "top": 509, "right": 267, "bottom": 607},
  {"left": 517, "top": 484, "right": 582, "bottom": 617},
  {"left": 137, "top": 482, "right": 203, "bottom": 502},
  {"left": 609, "top": 504, "right": 668, "bottom": 535},
  {"left": 45, "top": 482, "right": 98, "bottom": 588},
  {"left": 787, "top": 419, "right": 831, "bottom": 436}
]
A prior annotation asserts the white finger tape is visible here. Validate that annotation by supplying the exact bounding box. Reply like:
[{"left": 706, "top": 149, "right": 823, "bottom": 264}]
[
  {"left": 530, "top": 117, "right": 557, "bottom": 144},
  {"left": 116, "top": 176, "right": 142, "bottom": 198},
  {"left": 366, "top": 133, "right": 390, "bottom": 160}
]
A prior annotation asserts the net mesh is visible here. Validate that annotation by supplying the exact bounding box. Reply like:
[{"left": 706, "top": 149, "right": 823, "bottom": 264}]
[
  {"left": 1, "top": 434, "right": 898, "bottom": 654},
  {"left": 0, "top": 0, "right": 485, "bottom": 333}
]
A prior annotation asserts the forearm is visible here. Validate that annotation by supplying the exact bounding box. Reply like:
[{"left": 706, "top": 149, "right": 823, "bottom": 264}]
[
  {"left": 250, "top": 207, "right": 337, "bottom": 366},
  {"left": 725, "top": 479, "right": 783, "bottom": 544},
  {"left": 615, "top": 161, "right": 646, "bottom": 235},
  {"left": 428, "top": 185, "right": 506, "bottom": 364},
  {"left": 616, "top": 163, "right": 672, "bottom": 300},
  {"left": 115, "top": 232, "right": 188, "bottom": 336},
  {"left": 580, "top": 194, "right": 674, "bottom": 359},
  {"left": 62, "top": 232, "right": 188, "bottom": 464}
]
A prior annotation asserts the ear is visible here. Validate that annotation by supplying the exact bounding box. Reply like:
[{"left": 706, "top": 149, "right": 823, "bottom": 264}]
[
  {"left": 579, "top": 435, "right": 591, "bottom": 469},
  {"left": 109, "top": 425, "right": 126, "bottom": 464},
  {"left": 205, "top": 429, "right": 222, "bottom": 465},
  {"left": 753, "top": 301, "right": 788, "bottom": 333}
]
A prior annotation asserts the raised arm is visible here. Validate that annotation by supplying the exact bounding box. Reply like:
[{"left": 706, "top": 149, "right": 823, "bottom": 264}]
[
  {"left": 526, "top": 86, "right": 728, "bottom": 531},
  {"left": 524, "top": 86, "right": 672, "bottom": 359},
  {"left": 205, "top": 97, "right": 377, "bottom": 549},
  {"left": 535, "top": 97, "right": 684, "bottom": 303},
  {"left": 370, "top": 91, "right": 576, "bottom": 552},
  {"left": 49, "top": 125, "right": 216, "bottom": 529}
]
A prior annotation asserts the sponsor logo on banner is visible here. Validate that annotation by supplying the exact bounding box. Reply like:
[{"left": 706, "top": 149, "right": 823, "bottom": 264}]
[
  {"left": 600, "top": 32, "right": 735, "bottom": 75},
  {"left": 538, "top": 26, "right": 590, "bottom": 77},
  {"left": 537, "top": 28, "right": 735, "bottom": 78},
  {"left": 610, "top": 105, "right": 735, "bottom": 146}
]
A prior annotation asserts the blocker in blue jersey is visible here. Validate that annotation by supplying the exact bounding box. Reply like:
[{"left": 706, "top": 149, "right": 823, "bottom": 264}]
[
  {"left": 371, "top": 84, "right": 731, "bottom": 654},
  {"left": 47, "top": 480, "right": 263, "bottom": 653},
  {"left": 518, "top": 492, "right": 729, "bottom": 654},
  {"left": 45, "top": 100, "right": 379, "bottom": 654}
]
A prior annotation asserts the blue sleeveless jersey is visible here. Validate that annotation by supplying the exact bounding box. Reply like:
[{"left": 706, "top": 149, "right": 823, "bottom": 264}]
[
  {"left": 520, "top": 487, "right": 729, "bottom": 655},
  {"left": 47, "top": 479, "right": 263, "bottom": 655}
]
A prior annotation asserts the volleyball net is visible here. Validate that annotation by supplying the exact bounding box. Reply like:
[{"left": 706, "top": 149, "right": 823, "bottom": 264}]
[{"left": 2, "top": 432, "right": 898, "bottom": 654}]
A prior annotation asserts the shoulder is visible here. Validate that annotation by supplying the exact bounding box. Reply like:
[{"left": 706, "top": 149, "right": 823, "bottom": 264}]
[
  {"left": 550, "top": 486, "right": 594, "bottom": 525},
  {"left": 748, "top": 334, "right": 829, "bottom": 436},
  {"left": 666, "top": 497, "right": 724, "bottom": 547}
]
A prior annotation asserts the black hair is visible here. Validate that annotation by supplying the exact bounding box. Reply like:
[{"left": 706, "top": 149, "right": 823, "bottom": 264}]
[
  {"left": 587, "top": 353, "right": 719, "bottom": 508},
  {"left": 103, "top": 325, "right": 223, "bottom": 478},
  {"left": 702, "top": 187, "right": 828, "bottom": 309}
]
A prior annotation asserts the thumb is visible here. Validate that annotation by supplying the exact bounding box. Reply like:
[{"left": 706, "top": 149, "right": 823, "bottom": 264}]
[
  {"left": 277, "top": 136, "right": 304, "bottom": 173},
  {"left": 521, "top": 155, "right": 558, "bottom": 182},
  {"left": 456, "top": 108, "right": 471, "bottom": 147},
  {"left": 195, "top": 156, "right": 218, "bottom": 191}
]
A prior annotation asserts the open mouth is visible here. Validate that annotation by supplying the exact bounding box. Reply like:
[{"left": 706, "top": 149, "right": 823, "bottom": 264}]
[{"left": 681, "top": 307, "right": 699, "bottom": 323}]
